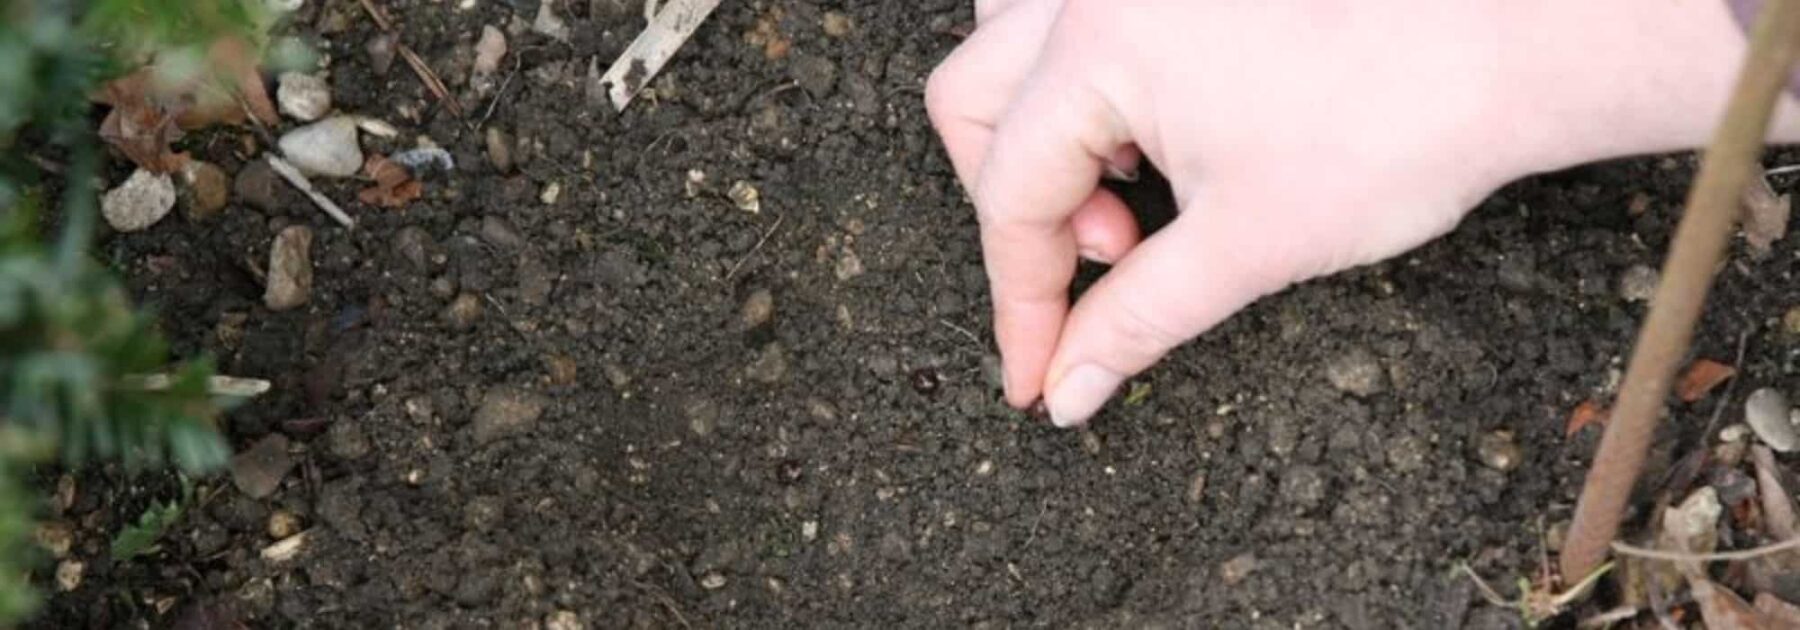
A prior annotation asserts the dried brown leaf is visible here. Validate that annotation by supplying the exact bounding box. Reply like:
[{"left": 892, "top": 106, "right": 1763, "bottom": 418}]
[
  {"left": 1753, "top": 592, "right": 1800, "bottom": 626},
  {"left": 1692, "top": 578, "right": 1776, "bottom": 630},
  {"left": 1565, "top": 400, "right": 1609, "bottom": 438},
  {"left": 1744, "top": 175, "right": 1791, "bottom": 257},
  {"left": 1677, "top": 358, "right": 1738, "bottom": 402},
  {"left": 357, "top": 155, "right": 422, "bottom": 208},
  {"left": 94, "top": 73, "right": 189, "bottom": 173}
]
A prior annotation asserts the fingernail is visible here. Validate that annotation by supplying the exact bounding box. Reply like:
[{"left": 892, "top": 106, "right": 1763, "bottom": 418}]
[
  {"left": 1078, "top": 248, "right": 1112, "bottom": 265},
  {"left": 1102, "top": 164, "right": 1139, "bottom": 183},
  {"left": 1046, "top": 364, "right": 1124, "bottom": 428}
]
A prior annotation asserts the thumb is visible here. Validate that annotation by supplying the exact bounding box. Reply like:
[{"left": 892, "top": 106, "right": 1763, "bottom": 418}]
[{"left": 1042, "top": 198, "right": 1298, "bottom": 427}]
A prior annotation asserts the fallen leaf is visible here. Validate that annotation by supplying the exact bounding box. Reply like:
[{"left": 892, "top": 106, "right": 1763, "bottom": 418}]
[
  {"left": 95, "top": 74, "right": 188, "bottom": 173},
  {"left": 1565, "top": 400, "right": 1609, "bottom": 438},
  {"left": 356, "top": 155, "right": 423, "bottom": 208},
  {"left": 1744, "top": 174, "right": 1791, "bottom": 257},
  {"left": 1692, "top": 578, "right": 1776, "bottom": 630},
  {"left": 1754, "top": 592, "right": 1800, "bottom": 626},
  {"left": 1677, "top": 358, "right": 1737, "bottom": 402},
  {"left": 1753, "top": 446, "right": 1799, "bottom": 540}
]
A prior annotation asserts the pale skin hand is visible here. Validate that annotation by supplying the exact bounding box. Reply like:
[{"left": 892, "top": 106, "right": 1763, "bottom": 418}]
[{"left": 926, "top": 0, "right": 1800, "bottom": 427}]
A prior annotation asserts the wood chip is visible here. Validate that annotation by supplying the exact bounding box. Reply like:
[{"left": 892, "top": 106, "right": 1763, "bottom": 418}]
[
  {"left": 599, "top": 0, "right": 723, "bottom": 110},
  {"left": 1677, "top": 358, "right": 1738, "bottom": 402}
]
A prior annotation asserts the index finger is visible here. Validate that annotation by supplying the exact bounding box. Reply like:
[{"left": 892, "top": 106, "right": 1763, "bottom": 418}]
[{"left": 975, "top": 69, "right": 1131, "bottom": 407}]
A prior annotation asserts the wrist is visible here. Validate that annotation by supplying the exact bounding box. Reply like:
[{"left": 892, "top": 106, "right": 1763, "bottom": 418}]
[{"left": 1499, "top": 0, "right": 1800, "bottom": 176}]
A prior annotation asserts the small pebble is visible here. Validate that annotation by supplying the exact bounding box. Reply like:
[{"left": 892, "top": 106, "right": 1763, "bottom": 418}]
[
  {"left": 277, "top": 72, "right": 332, "bottom": 122},
  {"left": 267, "top": 511, "right": 302, "bottom": 539},
  {"left": 700, "top": 572, "right": 727, "bottom": 590},
  {"left": 1619, "top": 264, "right": 1659, "bottom": 303},
  {"left": 261, "top": 532, "right": 307, "bottom": 562},
  {"left": 55, "top": 560, "right": 82, "bottom": 592},
  {"left": 834, "top": 246, "right": 864, "bottom": 281},
  {"left": 485, "top": 128, "right": 515, "bottom": 173},
  {"left": 447, "top": 293, "right": 483, "bottom": 330},
  {"left": 264, "top": 226, "right": 314, "bottom": 311},
  {"left": 1325, "top": 346, "right": 1386, "bottom": 397},
  {"left": 101, "top": 169, "right": 175, "bottom": 232},
  {"left": 740, "top": 288, "right": 774, "bottom": 329},
  {"left": 473, "top": 25, "right": 508, "bottom": 79},
  {"left": 366, "top": 34, "right": 397, "bottom": 76},
  {"left": 1721, "top": 423, "right": 1751, "bottom": 443},
  {"left": 728, "top": 181, "right": 761, "bottom": 213},
  {"left": 540, "top": 181, "right": 562, "bottom": 205},
  {"left": 1783, "top": 306, "right": 1800, "bottom": 337},
  {"left": 179, "top": 160, "right": 230, "bottom": 221},
  {"left": 230, "top": 434, "right": 294, "bottom": 499},
  {"left": 1475, "top": 431, "right": 1522, "bottom": 472},
  {"left": 532, "top": 0, "right": 571, "bottom": 41},
  {"left": 34, "top": 522, "right": 72, "bottom": 558},
  {"left": 278, "top": 117, "right": 364, "bottom": 178},
  {"left": 1745, "top": 387, "right": 1797, "bottom": 452},
  {"left": 234, "top": 160, "right": 282, "bottom": 212}
]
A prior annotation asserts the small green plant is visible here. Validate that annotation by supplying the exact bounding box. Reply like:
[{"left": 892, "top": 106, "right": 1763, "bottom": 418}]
[
  {"left": 108, "top": 476, "right": 193, "bottom": 561},
  {"left": 2, "top": 0, "right": 277, "bottom": 623}
]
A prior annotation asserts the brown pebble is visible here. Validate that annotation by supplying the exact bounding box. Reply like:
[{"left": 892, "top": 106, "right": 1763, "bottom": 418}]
[
  {"left": 180, "top": 160, "right": 230, "bottom": 220},
  {"left": 447, "top": 293, "right": 483, "bottom": 330},
  {"left": 264, "top": 226, "right": 314, "bottom": 311}
]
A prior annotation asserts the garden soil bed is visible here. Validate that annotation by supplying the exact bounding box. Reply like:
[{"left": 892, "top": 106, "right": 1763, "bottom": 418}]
[{"left": 27, "top": 1, "right": 1800, "bottom": 627}]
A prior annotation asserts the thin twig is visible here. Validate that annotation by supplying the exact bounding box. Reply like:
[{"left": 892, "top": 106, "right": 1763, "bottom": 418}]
[
  {"left": 478, "top": 54, "right": 524, "bottom": 128},
  {"left": 1560, "top": 0, "right": 1800, "bottom": 579},
  {"left": 266, "top": 156, "right": 355, "bottom": 228},
  {"left": 358, "top": 0, "right": 465, "bottom": 118},
  {"left": 1612, "top": 536, "right": 1800, "bottom": 563},
  {"left": 1766, "top": 163, "right": 1800, "bottom": 177},
  {"left": 939, "top": 319, "right": 984, "bottom": 348},
  {"left": 723, "top": 215, "right": 784, "bottom": 281},
  {"left": 1577, "top": 606, "right": 1645, "bottom": 628}
]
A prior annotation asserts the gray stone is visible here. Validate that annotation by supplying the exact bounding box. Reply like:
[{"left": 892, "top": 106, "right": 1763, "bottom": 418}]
[
  {"left": 229, "top": 435, "right": 293, "bottom": 499},
  {"left": 1619, "top": 264, "right": 1659, "bottom": 303}
]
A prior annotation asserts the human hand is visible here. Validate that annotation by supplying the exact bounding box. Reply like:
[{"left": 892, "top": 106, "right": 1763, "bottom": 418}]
[{"left": 926, "top": 0, "right": 1767, "bottom": 427}]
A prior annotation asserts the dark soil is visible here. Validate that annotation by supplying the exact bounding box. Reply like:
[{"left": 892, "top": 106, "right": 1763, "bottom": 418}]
[{"left": 26, "top": 1, "right": 1800, "bottom": 628}]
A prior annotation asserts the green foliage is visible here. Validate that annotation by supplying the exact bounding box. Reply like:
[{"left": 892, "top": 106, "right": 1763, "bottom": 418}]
[
  {"left": 108, "top": 477, "right": 192, "bottom": 561},
  {"left": 0, "top": 0, "right": 273, "bottom": 623}
]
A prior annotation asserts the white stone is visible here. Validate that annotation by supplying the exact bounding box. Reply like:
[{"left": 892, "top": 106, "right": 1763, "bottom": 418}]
[
  {"left": 1746, "top": 388, "right": 1797, "bottom": 452},
  {"left": 279, "top": 117, "right": 363, "bottom": 178},
  {"left": 277, "top": 72, "right": 332, "bottom": 121},
  {"left": 101, "top": 169, "right": 175, "bottom": 232}
]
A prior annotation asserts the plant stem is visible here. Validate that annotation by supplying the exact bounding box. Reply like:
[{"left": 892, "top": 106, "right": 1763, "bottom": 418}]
[{"left": 1560, "top": 0, "right": 1800, "bottom": 580}]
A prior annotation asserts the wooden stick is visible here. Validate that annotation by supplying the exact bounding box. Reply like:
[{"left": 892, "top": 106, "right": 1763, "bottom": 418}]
[
  {"left": 600, "top": 0, "right": 722, "bottom": 111},
  {"left": 267, "top": 155, "right": 356, "bottom": 228},
  {"left": 1560, "top": 0, "right": 1800, "bottom": 580}
]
